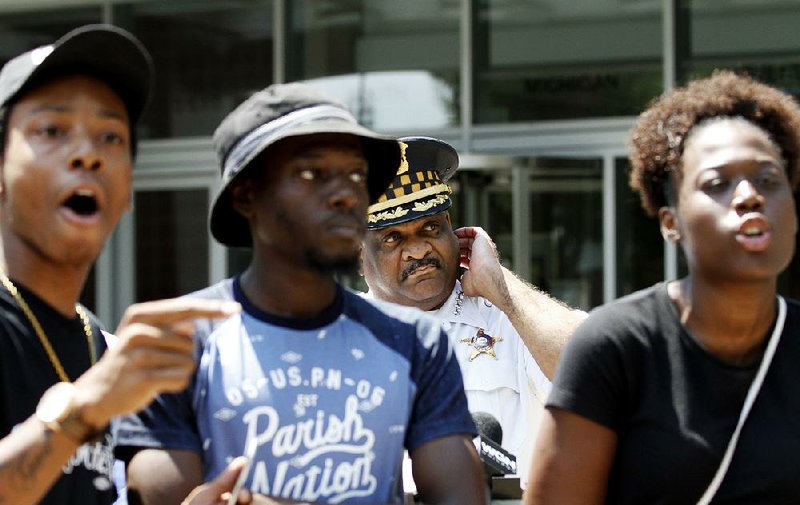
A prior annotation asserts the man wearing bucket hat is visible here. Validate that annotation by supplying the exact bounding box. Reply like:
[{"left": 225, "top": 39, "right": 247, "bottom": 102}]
[
  {"left": 0, "top": 25, "right": 249, "bottom": 505},
  {"left": 117, "top": 84, "right": 485, "bottom": 505},
  {"left": 360, "top": 137, "right": 587, "bottom": 487}
]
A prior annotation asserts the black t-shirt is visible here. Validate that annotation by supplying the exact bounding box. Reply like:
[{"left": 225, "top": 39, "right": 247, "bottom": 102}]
[
  {"left": 0, "top": 280, "right": 116, "bottom": 504},
  {"left": 548, "top": 282, "right": 800, "bottom": 504}
]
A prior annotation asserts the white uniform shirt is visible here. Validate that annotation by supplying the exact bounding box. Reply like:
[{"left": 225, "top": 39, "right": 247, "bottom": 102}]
[
  {"left": 430, "top": 280, "right": 550, "bottom": 486},
  {"left": 364, "top": 281, "right": 550, "bottom": 487}
]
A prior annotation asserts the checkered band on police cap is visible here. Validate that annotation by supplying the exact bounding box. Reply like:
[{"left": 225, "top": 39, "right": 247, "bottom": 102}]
[{"left": 366, "top": 136, "right": 459, "bottom": 229}]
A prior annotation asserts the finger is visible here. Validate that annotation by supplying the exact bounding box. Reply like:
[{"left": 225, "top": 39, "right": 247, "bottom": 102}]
[
  {"left": 169, "top": 319, "right": 197, "bottom": 336},
  {"left": 183, "top": 458, "right": 243, "bottom": 505},
  {"left": 125, "top": 346, "right": 196, "bottom": 369},
  {"left": 453, "top": 226, "right": 475, "bottom": 239},
  {"left": 235, "top": 488, "right": 253, "bottom": 505},
  {"left": 119, "top": 298, "right": 241, "bottom": 327},
  {"left": 179, "top": 455, "right": 244, "bottom": 505},
  {"left": 114, "top": 322, "right": 201, "bottom": 350},
  {"left": 120, "top": 324, "right": 196, "bottom": 352},
  {"left": 455, "top": 226, "right": 487, "bottom": 239},
  {"left": 209, "top": 457, "right": 247, "bottom": 493},
  {"left": 126, "top": 367, "right": 197, "bottom": 397},
  {"left": 121, "top": 320, "right": 199, "bottom": 340}
]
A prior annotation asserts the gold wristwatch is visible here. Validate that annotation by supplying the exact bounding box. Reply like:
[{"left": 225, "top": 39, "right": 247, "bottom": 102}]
[{"left": 35, "top": 382, "right": 102, "bottom": 444}]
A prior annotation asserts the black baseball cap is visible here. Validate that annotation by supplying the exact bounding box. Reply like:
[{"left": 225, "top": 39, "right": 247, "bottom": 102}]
[
  {"left": 210, "top": 82, "right": 401, "bottom": 247},
  {"left": 0, "top": 24, "right": 153, "bottom": 123}
]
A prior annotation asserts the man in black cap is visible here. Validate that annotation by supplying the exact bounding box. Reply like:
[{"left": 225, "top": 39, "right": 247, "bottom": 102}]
[
  {"left": 360, "top": 137, "right": 587, "bottom": 487},
  {"left": 0, "top": 25, "right": 246, "bottom": 505},
  {"left": 118, "top": 84, "right": 485, "bottom": 505}
]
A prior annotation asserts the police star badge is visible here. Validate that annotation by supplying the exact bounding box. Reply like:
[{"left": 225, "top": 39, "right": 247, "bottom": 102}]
[{"left": 461, "top": 328, "right": 503, "bottom": 361}]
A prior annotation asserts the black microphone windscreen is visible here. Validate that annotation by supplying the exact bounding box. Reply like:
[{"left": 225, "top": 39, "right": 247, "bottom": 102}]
[{"left": 471, "top": 411, "right": 503, "bottom": 445}]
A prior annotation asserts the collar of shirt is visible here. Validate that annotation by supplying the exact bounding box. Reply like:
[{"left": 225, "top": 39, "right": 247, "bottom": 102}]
[{"left": 430, "top": 280, "right": 488, "bottom": 330}]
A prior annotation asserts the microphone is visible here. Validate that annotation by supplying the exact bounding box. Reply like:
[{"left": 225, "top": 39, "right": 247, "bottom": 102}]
[
  {"left": 472, "top": 411, "right": 503, "bottom": 446},
  {"left": 471, "top": 411, "right": 516, "bottom": 476}
]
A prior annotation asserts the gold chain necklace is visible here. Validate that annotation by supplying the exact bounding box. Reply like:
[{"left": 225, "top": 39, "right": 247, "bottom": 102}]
[{"left": 0, "top": 273, "right": 95, "bottom": 382}]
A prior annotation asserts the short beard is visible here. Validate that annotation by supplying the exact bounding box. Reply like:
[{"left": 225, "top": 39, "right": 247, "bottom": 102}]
[
  {"left": 273, "top": 207, "right": 361, "bottom": 277},
  {"left": 305, "top": 247, "right": 360, "bottom": 277}
]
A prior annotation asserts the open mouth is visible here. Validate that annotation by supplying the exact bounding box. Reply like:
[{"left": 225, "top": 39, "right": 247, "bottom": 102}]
[
  {"left": 740, "top": 225, "right": 765, "bottom": 238},
  {"left": 735, "top": 218, "right": 772, "bottom": 252},
  {"left": 62, "top": 189, "right": 99, "bottom": 216}
]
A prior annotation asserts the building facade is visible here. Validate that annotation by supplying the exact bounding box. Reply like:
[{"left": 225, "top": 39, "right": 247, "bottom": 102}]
[{"left": 1, "top": 0, "right": 799, "bottom": 327}]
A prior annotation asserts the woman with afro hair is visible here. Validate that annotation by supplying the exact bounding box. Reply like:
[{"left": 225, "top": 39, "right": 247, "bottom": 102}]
[{"left": 525, "top": 70, "right": 800, "bottom": 504}]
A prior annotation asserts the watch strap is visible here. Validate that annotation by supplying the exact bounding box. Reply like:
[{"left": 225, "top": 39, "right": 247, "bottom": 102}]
[{"left": 35, "top": 382, "right": 104, "bottom": 445}]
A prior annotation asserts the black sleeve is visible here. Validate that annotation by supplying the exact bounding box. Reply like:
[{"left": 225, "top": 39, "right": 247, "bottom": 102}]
[{"left": 546, "top": 304, "right": 638, "bottom": 431}]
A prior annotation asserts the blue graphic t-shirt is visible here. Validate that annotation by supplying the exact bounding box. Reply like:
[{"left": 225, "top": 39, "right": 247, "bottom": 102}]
[{"left": 115, "top": 278, "right": 475, "bottom": 504}]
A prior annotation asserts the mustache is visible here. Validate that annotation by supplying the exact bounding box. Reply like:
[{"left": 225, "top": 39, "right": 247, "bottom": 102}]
[{"left": 401, "top": 257, "right": 442, "bottom": 281}]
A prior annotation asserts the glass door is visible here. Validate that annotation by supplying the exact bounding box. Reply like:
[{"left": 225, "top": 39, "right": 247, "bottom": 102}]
[
  {"left": 615, "top": 157, "right": 666, "bottom": 297},
  {"left": 134, "top": 189, "right": 210, "bottom": 302},
  {"left": 452, "top": 156, "right": 604, "bottom": 310}
]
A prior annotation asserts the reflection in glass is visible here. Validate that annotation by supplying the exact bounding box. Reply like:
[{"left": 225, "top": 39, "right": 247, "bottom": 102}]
[
  {"left": 474, "top": 0, "right": 662, "bottom": 122},
  {"left": 302, "top": 71, "right": 454, "bottom": 131},
  {"left": 452, "top": 158, "right": 604, "bottom": 310},
  {"left": 135, "top": 190, "right": 209, "bottom": 302},
  {"left": 526, "top": 158, "right": 603, "bottom": 309},
  {"left": 114, "top": 0, "right": 274, "bottom": 139},
  {"left": 615, "top": 158, "right": 663, "bottom": 297},
  {"left": 0, "top": 7, "right": 101, "bottom": 70},
  {"left": 681, "top": 0, "right": 800, "bottom": 100},
  {"left": 287, "top": 0, "right": 459, "bottom": 130},
  {"left": 450, "top": 169, "right": 512, "bottom": 263}
]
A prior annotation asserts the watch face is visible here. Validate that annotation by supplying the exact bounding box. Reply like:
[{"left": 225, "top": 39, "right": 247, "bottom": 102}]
[{"left": 36, "top": 382, "right": 76, "bottom": 423}]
